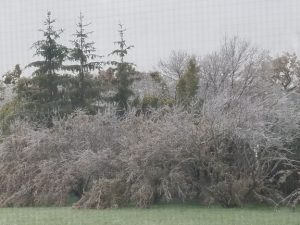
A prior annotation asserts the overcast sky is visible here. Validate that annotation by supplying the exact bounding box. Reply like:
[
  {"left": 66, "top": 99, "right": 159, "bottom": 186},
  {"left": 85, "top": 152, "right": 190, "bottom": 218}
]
[{"left": 0, "top": 0, "right": 299, "bottom": 74}]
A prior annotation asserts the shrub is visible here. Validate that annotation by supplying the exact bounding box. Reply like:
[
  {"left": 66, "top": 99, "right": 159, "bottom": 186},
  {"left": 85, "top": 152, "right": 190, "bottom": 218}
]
[
  {"left": 0, "top": 38, "right": 299, "bottom": 209},
  {"left": 74, "top": 179, "right": 128, "bottom": 209}
]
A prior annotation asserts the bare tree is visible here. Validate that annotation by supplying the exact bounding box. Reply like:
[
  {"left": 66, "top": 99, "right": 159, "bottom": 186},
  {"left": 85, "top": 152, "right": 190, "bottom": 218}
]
[
  {"left": 196, "top": 37, "right": 300, "bottom": 207},
  {"left": 158, "top": 50, "right": 191, "bottom": 81}
]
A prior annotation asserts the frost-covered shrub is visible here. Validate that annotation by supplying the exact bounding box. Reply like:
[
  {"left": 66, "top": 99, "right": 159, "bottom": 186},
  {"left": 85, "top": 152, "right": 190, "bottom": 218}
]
[{"left": 0, "top": 38, "right": 299, "bottom": 209}]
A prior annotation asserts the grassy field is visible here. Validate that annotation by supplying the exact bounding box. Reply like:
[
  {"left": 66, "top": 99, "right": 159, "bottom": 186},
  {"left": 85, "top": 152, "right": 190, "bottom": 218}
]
[{"left": 0, "top": 204, "right": 299, "bottom": 225}]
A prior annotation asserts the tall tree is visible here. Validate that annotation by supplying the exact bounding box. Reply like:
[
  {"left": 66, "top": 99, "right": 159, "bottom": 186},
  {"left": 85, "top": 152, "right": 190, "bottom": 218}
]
[
  {"left": 176, "top": 58, "right": 199, "bottom": 106},
  {"left": 25, "top": 11, "right": 68, "bottom": 126},
  {"left": 110, "top": 24, "right": 135, "bottom": 113},
  {"left": 27, "top": 11, "right": 68, "bottom": 100},
  {"left": 66, "top": 12, "right": 102, "bottom": 108}
]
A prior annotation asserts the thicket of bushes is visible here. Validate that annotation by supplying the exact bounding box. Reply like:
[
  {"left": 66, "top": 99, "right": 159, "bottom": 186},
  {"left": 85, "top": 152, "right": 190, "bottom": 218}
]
[
  {"left": 0, "top": 33, "right": 299, "bottom": 209},
  {"left": 0, "top": 100, "right": 298, "bottom": 208},
  {"left": 0, "top": 76, "right": 299, "bottom": 208}
]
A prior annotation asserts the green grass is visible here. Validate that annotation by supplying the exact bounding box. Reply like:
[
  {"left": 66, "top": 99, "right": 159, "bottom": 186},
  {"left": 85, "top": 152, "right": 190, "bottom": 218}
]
[{"left": 0, "top": 204, "right": 299, "bottom": 225}]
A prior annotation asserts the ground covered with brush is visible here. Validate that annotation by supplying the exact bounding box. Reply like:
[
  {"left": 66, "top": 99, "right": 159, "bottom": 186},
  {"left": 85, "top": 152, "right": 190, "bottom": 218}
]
[
  {"left": 0, "top": 204, "right": 298, "bottom": 225},
  {"left": 0, "top": 38, "right": 299, "bottom": 210}
]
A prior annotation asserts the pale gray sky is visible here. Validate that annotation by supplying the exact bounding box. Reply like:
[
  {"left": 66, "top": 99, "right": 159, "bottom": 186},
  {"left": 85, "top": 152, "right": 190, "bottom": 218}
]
[{"left": 0, "top": 0, "right": 299, "bottom": 74}]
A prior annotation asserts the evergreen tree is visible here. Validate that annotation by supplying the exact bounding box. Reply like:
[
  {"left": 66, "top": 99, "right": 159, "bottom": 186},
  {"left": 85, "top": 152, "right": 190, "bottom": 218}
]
[
  {"left": 25, "top": 11, "right": 68, "bottom": 125},
  {"left": 176, "top": 58, "right": 199, "bottom": 106},
  {"left": 65, "top": 12, "right": 102, "bottom": 109},
  {"left": 110, "top": 24, "right": 135, "bottom": 113}
]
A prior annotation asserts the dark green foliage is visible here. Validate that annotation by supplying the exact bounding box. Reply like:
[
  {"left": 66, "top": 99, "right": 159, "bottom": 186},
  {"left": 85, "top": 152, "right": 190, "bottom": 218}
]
[
  {"left": 64, "top": 13, "right": 103, "bottom": 109},
  {"left": 176, "top": 58, "right": 199, "bottom": 106},
  {"left": 27, "top": 11, "right": 68, "bottom": 95},
  {"left": 110, "top": 24, "right": 136, "bottom": 113},
  {"left": 11, "top": 12, "right": 105, "bottom": 126},
  {"left": 23, "top": 11, "right": 69, "bottom": 126},
  {"left": 113, "top": 63, "right": 136, "bottom": 112},
  {"left": 31, "top": 12, "right": 67, "bottom": 64}
]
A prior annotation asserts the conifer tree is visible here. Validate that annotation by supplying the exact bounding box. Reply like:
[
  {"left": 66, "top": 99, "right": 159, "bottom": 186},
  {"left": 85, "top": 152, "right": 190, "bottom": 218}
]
[
  {"left": 66, "top": 12, "right": 102, "bottom": 108},
  {"left": 110, "top": 24, "right": 135, "bottom": 113},
  {"left": 176, "top": 58, "right": 199, "bottom": 106},
  {"left": 27, "top": 11, "right": 68, "bottom": 101},
  {"left": 25, "top": 11, "right": 68, "bottom": 126}
]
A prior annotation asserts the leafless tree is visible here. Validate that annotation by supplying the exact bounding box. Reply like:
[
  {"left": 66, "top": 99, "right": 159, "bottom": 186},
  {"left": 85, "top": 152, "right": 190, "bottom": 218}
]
[
  {"left": 158, "top": 50, "right": 191, "bottom": 81},
  {"left": 196, "top": 37, "right": 300, "bottom": 207}
]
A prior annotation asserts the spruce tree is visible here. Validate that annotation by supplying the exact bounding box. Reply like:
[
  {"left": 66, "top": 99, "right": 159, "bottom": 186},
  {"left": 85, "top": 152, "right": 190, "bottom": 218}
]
[
  {"left": 25, "top": 11, "right": 68, "bottom": 125},
  {"left": 110, "top": 24, "right": 135, "bottom": 113},
  {"left": 66, "top": 12, "right": 102, "bottom": 109}
]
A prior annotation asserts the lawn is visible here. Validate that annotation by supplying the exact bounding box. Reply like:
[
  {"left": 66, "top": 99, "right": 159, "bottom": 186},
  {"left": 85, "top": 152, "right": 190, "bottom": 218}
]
[{"left": 0, "top": 204, "right": 299, "bottom": 225}]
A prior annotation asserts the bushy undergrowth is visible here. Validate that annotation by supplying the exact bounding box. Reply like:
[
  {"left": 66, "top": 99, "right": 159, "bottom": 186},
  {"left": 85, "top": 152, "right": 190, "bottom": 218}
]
[
  {"left": 0, "top": 100, "right": 298, "bottom": 208},
  {"left": 0, "top": 38, "right": 299, "bottom": 209}
]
